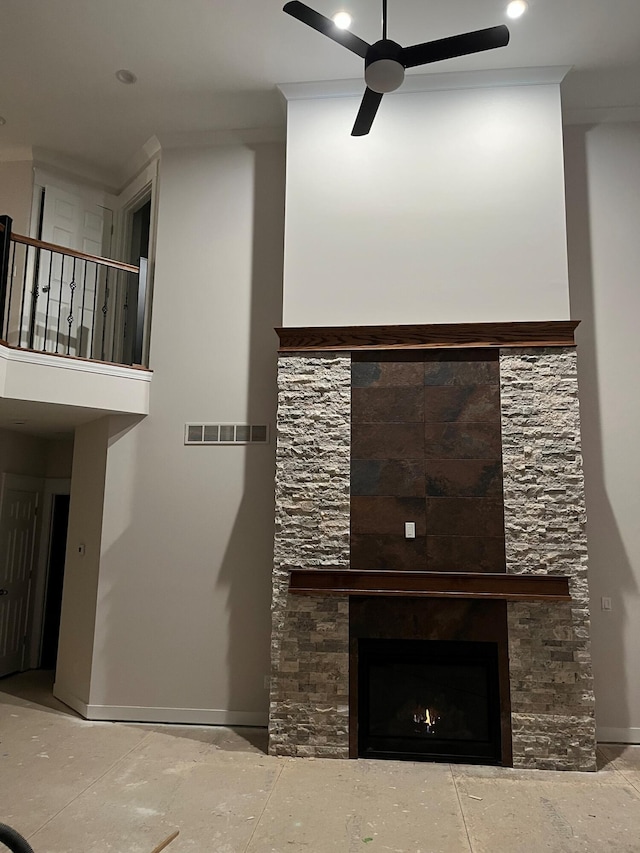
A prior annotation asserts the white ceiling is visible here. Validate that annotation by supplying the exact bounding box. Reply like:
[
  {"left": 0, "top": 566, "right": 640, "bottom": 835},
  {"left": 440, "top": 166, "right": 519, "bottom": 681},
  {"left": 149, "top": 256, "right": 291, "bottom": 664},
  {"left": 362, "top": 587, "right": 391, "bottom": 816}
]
[
  {"left": 1, "top": 0, "right": 639, "bottom": 180},
  {"left": 0, "top": 398, "right": 104, "bottom": 439}
]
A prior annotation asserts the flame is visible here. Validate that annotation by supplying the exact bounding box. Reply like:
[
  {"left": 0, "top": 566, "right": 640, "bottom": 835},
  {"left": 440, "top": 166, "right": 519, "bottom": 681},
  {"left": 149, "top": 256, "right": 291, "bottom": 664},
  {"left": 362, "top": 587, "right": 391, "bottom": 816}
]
[{"left": 412, "top": 706, "right": 439, "bottom": 731}]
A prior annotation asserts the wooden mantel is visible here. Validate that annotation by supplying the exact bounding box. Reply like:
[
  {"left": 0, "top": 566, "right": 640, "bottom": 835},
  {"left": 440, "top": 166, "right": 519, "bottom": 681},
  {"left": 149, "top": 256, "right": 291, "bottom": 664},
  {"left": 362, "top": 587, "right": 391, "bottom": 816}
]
[
  {"left": 288, "top": 569, "right": 571, "bottom": 602},
  {"left": 276, "top": 320, "right": 579, "bottom": 352}
]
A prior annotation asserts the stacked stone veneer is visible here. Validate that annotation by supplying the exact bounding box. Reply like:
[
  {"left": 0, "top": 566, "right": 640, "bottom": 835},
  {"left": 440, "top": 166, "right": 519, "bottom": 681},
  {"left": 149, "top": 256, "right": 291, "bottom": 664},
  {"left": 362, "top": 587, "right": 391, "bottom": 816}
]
[
  {"left": 270, "top": 345, "right": 596, "bottom": 771},
  {"left": 500, "top": 348, "right": 596, "bottom": 770},
  {"left": 269, "top": 354, "right": 351, "bottom": 757}
]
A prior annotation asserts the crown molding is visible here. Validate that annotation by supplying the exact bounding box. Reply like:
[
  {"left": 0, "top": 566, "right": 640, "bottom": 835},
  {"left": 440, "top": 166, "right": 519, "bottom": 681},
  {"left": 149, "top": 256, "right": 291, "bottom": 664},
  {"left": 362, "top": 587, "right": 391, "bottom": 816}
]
[
  {"left": 278, "top": 66, "right": 572, "bottom": 102},
  {"left": 116, "top": 135, "right": 161, "bottom": 191},
  {"left": 562, "top": 104, "right": 640, "bottom": 125},
  {"left": 0, "top": 146, "right": 34, "bottom": 163},
  {"left": 157, "top": 126, "right": 285, "bottom": 151},
  {"left": 31, "top": 146, "right": 121, "bottom": 193}
]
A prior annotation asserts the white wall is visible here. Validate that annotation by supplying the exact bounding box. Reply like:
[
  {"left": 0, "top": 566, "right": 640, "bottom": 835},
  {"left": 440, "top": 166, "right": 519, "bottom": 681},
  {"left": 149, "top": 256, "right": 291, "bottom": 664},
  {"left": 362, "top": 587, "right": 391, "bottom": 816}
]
[
  {"left": 0, "top": 429, "right": 72, "bottom": 479},
  {"left": 59, "top": 142, "right": 285, "bottom": 723},
  {"left": 0, "top": 159, "right": 33, "bottom": 233},
  {"left": 283, "top": 83, "right": 570, "bottom": 327},
  {"left": 0, "top": 428, "right": 48, "bottom": 476},
  {"left": 55, "top": 417, "right": 109, "bottom": 709},
  {"left": 45, "top": 438, "right": 74, "bottom": 479},
  {"left": 564, "top": 122, "right": 640, "bottom": 743}
]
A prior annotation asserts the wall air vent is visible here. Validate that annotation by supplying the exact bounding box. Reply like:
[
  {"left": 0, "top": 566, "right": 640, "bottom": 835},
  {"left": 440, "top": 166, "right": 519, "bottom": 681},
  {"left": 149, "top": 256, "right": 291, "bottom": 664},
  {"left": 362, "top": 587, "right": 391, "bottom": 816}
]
[{"left": 184, "top": 423, "right": 270, "bottom": 446}]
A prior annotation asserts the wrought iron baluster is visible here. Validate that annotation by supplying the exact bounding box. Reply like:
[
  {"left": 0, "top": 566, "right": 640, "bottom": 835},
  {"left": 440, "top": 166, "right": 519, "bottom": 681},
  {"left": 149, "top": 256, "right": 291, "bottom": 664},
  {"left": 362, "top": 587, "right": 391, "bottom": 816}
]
[
  {"left": 90, "top": 263, "right": 99, "bottom": 358},
  {"left": 43, "top": 250, "right": 53, "bottom": 351},
  {"left": 78, "top": 260, "right": 89, "bottom": 358},
  {"left": 18, "top": 244, "right": 30, "bottom": 348},
  {"left": 55, "top": 254, "right": 65, "bottom": 353},
  {"left": 4, "top": 241, "right": 17, "bottom": 341},
  {"left": 27, "top": 244, "right": 43, "bottom": 350},
  {"left": 111, "top": 269, "right": 117, "bottom": 363},
  {"left": 0, "top": 215, "right": 14, "bottom": 340},
  {"left": 66, "top": 257, "right": 77, "bottom": 355},
  {"left": 122, "top": 270, "right": 130, "bottom": 363},
  {"left": 101, "top": 267, "right": 110, "bottom": 361}
]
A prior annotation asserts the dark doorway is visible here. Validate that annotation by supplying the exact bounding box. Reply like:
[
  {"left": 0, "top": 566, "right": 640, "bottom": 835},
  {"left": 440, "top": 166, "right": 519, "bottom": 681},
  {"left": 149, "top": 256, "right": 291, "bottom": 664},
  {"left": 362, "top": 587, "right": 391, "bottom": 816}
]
[
  {"left": 129, "top": 199, "right": 151, "bottom": 267},
  {"left": 358, "top": 638, "right": 502, "bottom": 764},
  {"left": 122, "top": 198, "right": 151, "bottom": 365},
  {"left": 40, "top": 494, "right": 70, "bottom": 671}
]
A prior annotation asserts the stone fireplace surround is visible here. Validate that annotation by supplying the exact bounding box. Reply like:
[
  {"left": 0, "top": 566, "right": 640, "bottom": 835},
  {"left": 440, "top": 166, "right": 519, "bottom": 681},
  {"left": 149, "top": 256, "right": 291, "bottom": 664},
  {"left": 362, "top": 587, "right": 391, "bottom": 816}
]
[{"left": 269, "top": 322, "right": 596, "bottom": 771}]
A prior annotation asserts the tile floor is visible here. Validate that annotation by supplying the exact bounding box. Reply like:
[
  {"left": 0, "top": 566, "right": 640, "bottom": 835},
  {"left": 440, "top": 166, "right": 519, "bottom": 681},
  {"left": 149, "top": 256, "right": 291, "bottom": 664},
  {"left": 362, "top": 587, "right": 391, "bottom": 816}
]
[{"left": 1, "top": 671, "right": 640, "bottom": 852}]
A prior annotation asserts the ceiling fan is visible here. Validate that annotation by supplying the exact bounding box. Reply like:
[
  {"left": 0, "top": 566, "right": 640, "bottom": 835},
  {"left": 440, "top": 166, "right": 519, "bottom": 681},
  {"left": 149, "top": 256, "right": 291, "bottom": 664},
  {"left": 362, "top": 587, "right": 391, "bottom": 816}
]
[{"left": 283, "top": 0, "right": 510, "bottom": 136}]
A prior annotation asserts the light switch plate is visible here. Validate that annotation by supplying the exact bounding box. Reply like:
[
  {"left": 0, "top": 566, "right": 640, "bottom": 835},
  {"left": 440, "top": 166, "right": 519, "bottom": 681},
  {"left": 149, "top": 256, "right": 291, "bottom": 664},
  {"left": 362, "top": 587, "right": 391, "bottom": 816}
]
[{"left": 405, "top": 522, "right": 416, "bottom": 539}]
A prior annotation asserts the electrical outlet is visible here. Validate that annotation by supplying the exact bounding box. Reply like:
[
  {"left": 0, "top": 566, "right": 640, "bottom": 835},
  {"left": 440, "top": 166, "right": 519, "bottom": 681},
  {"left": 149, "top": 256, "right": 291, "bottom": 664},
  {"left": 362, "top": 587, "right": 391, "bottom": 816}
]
[
  {"left": 601, "top": 596, "right": 612, "bottom": 611},
  {"left": 404, "top": 522, "right": 416, "bottom": 539}
]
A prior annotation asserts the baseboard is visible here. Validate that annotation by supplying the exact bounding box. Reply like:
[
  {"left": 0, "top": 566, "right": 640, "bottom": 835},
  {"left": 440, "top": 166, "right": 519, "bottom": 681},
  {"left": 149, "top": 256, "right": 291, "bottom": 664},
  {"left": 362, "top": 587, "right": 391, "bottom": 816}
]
[
  {"left": 84, "top": 704, "right": 268, "bottom": 727},
  {"left": 53, "top": 682, "right": 90, "bottom": 718},
  {"left": 597, "top": 727, "right": 640, "bottom": 745},
  {"left": 52, "top": 683, "right": 268, "bottom": 726}
]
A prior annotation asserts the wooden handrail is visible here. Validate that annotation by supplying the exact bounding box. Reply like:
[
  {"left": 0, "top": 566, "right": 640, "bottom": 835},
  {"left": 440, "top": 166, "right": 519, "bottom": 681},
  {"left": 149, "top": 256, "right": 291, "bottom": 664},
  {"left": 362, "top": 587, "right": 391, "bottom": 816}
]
[{"left": 10, "top": 231, "right": 140, "bottom": 273}]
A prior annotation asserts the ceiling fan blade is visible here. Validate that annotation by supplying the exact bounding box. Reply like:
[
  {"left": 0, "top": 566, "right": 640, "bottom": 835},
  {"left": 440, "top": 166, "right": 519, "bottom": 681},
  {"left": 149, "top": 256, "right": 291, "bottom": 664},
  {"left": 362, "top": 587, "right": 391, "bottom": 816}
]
[
  {"left": 283, "top": 1, "right": 370, "bottom": 58},
  {"left": 400, "top": 25, "right": 510, "bottom": 69},
  {"left": 351, "top": 88, "right": 384, "bottom": 137}
]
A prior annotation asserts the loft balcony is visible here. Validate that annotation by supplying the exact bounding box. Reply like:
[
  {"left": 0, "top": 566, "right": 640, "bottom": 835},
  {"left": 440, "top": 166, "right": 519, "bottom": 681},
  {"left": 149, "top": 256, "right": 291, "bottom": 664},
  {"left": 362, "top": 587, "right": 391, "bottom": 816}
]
[{"left": 0, "top": 215, "right": 151, "bottom": 420}]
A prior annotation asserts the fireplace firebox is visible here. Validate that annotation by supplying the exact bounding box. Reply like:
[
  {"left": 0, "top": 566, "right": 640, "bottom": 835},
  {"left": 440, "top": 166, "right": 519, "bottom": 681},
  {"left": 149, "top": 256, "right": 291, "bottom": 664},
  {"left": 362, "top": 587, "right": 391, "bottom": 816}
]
[{"left": 358, "top": 638, "right": 502, "bottom": 764}]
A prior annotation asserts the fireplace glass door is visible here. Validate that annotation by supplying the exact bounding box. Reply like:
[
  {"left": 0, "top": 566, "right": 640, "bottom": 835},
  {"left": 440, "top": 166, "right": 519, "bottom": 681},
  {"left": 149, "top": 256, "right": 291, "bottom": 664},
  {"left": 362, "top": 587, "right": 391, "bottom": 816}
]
[{"left": 358, "top": 639, "right": 502, "bottom": 764}]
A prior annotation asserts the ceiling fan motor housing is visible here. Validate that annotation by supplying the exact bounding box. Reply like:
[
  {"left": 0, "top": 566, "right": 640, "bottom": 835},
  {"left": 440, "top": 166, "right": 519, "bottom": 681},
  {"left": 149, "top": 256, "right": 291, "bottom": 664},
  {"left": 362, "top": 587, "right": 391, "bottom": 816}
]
[{"left": 365, "top": 39, "right": 406, "bottom": 93}]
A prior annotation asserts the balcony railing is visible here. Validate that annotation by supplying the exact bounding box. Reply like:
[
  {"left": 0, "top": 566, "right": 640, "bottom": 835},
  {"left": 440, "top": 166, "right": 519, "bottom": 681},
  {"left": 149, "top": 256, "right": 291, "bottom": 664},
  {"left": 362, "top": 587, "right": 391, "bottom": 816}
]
[{"left": 0, "top": 214, "right": 148, "bottom": 367}]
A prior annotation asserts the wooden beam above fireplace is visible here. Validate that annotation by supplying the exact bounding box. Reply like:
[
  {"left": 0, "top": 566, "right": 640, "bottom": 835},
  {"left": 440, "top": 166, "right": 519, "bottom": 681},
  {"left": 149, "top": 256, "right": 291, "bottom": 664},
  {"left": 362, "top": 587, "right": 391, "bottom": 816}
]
[
  {"left": 276, "top": 320, "right": 579, "bottom": 352},
  {"left": 288, "top": 569, "right": 571, "bottom": 602}
]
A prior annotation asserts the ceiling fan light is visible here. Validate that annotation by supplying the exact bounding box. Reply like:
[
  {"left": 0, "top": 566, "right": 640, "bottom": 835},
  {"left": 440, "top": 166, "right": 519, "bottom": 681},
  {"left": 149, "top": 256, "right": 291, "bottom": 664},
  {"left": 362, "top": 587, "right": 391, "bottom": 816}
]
[
  {"left": 506, "top": 0, "right": 528, "bottom": 19},
  {"left": 365, "top": 59, "right": 405, "bottom": 94},
  {"left": 332, "top": 11, "right": 352, "bottom": 30}
]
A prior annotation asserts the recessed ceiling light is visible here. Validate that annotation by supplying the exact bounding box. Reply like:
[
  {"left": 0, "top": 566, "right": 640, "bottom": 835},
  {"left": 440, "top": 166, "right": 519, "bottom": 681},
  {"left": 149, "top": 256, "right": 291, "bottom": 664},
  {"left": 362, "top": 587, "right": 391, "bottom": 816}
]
[
  {"left": 115, "top": 69, "right": 137, "bottom": 85},
  {"left": 506, "top": 0, "right": 528, "bottom": 19},
  {"left": 0, "top": 116, "right": 6, "bottom": 126},
  {"left": 332, "top": 10, "right": 352, "bottom": 30}
]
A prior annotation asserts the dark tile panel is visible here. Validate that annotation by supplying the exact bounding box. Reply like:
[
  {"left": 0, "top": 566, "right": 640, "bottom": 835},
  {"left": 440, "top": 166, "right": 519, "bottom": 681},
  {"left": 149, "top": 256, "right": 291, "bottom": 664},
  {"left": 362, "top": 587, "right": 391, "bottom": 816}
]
[
  {"left": 351, "top": 360, "right": 424, "bottom": 388},
  {"left": 352, "top": 387, "right": 424, "bottom": 423},
  {"left": 350, "top": 534, "right": 427, "bottom": 571},
  {"left": 351, "top": 459, "right": 425, "bottom": 497},
  {"left": 422, "top": 349, "right": 499, "bottom": 364},
  {"left": 424, "top": 359, "right": 499, "bottom": 386},
  {"left": 349, "top": 597, "right": 508, "bottom": 643},
  {"left": 424, "top": 386, "right": 501, "bottom": 423},
  {"left": 424, "top": 423, "right": 502, "bottom": 460},
  {"left": 426, "top": 460, "right": 503, "bottom": 497},
  {"left": 353, "top": 351, "right": 429, "bottom": 363},
  {"left": 351, "top": 423, "right": 424, "bottom": 459},
  {"left": 426, "top": 498, "right": 505, "bottom": 537},
  {"left": 351, "top": 496, "right": 426, "bottom": 535},
  {"left": 426, "top": 535, "right": 506, "bottom": 573}
]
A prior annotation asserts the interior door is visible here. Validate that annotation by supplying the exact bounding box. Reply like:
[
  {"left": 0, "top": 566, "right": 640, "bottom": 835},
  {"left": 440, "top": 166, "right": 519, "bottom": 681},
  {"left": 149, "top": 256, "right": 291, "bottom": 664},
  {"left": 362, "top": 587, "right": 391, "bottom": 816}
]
[
  {"left": 0, "top": 477, "right": 40, "bottom": 678},
  {"left": 32, "top": 185, "right": 113, "bottom": 356}
]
